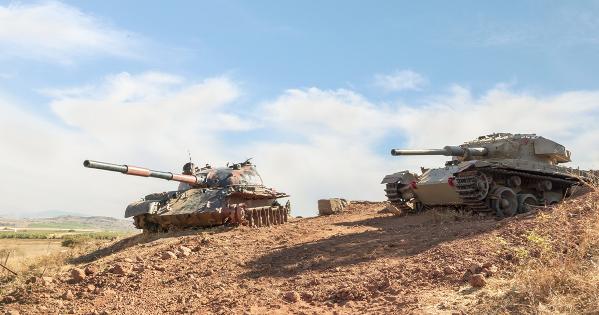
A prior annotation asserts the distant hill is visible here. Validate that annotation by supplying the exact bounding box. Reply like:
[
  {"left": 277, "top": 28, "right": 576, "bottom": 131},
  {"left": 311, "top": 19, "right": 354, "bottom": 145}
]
[
  {"left": 0, "top": 210, "right": 88, "bottom": 219},
  {"left": 0, "top": 215, "right": 135, "bottom": 231}
]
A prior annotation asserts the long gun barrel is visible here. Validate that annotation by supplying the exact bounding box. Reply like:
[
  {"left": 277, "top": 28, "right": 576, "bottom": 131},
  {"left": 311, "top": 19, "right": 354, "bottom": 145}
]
[
  {"left": 83, "top": 160, "right": 204, "bottom": 185},
  {"left": 391, "top": 146, "right": 488, "bottom": 157}
]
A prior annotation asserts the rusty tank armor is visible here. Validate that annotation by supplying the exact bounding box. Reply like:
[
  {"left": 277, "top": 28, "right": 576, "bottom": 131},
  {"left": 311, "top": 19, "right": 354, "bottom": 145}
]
[
  {"left": 382, "top": 133, "right": 587, "bottom": 217},
  {"left": 84, "top": 159, "right": 290, "bottom": 232}
]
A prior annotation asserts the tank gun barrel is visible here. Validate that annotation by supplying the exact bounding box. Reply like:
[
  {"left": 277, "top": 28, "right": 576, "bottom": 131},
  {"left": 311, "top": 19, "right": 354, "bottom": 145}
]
[
  {"left": 83, "top": 160, "right": 204, "bottom": 185},
  {"left": 391, "top": 146, "right": 488, "bottom": 157}
]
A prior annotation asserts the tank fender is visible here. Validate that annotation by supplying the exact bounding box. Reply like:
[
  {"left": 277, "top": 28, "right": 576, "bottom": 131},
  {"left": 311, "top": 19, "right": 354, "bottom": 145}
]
[
  {"left": 456, "top": 160, "right": 492, "bottom": 172},
  {"left": 144, "top": 191, "right": 180, "bottom": 201},
  {"left": 125, "top": 200, "right": 160, "bottom": 218},
  {"left": 381, "top": 171, "right": 417, "bottom": 184}
]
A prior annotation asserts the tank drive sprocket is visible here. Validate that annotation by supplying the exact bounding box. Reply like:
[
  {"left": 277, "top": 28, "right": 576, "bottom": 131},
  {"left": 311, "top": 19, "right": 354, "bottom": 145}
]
[{"left": 384, "top": 182, "right": 423, "bottom": 213}]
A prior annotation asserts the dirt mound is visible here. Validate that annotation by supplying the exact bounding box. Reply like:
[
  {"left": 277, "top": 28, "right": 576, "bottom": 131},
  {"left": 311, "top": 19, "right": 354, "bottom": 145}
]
[{"left": 2, "top": 191, "right": 598, "bottom": 314}]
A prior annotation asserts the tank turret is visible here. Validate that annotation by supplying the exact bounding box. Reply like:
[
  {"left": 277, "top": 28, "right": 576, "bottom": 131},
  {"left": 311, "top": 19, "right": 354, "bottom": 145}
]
[
  {"left": 84, "top": 159, "right": 264, "bottom": 189},
  {"left": 391, "top": 134, "right": 571, "bottom": 165}
]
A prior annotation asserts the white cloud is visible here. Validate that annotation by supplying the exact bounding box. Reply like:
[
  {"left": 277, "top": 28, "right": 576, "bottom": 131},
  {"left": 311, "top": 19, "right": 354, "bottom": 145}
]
[
  {"left": 374, "top": 70, "right": 427, "bottom": 92},
  {"left": 250, "top": 85, "right": 599, "bottom": 217},
  {"left": 251, "top": 89, "right": 395, "bottom": 208},
  {"left": 262, "top": 88, "right": 389, "bottom": 140},
  {"left": 0, "top": 1, "right": 141, "bottom": 63},
  {"left": 1, "top": 74, "right": 597, "bottom": 219},
  {"left": 0, "top": 72, "right": 245, "bottom": 218},
  {"left": 394, "top": 85, "right": 599, "bottom": 168}
]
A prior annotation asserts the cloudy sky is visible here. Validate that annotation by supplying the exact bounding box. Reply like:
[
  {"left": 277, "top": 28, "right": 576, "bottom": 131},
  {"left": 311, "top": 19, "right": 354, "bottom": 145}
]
[{"left": 1, "top": 1, "right": 598, "bottom": 218}]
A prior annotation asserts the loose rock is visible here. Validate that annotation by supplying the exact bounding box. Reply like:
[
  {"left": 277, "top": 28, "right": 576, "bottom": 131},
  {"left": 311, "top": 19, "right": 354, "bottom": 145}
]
[
  {"left": 161, "top": 251, "right": 177, "bottom": 260},
  {"left": 41, "top": 277, "right": 54, "bottom": 285},
  {"left": 62, "top": 290, "right": 75, "bottom": 300},
  {"left": 70, "top": 268, "right": 86, "bottom": 283},
  {"left": 431, "top": 268, "right": 443, "bottom": 278},
  {"left": 468, "top": 263, "right": 482, "bottom": 274},
  {"left": 469, "top": 274, "right": 486, "bottom": 288},
  {"left": 483, "top": 265, "right": 499, "bottom": 277},
  {"left": 283, "top": 291, "right": 301, "bottom": 303},
  {"left": 2, "top": 295, "right": 16, "bottom": 303},
  {"left": 318, "top": 198, "right": 349, "bottom": 216},
  {"left": 84, "top": 265, "right": 98, "bottom": 276},
  {"left": 443, "top": 266, "right": 456, "bottom": 275},
  {"left": 109, "top": 264, "right": 130, "bottom": 275},
  {"left": 177, "top": 246, "right": 192, "bottom": 257}
]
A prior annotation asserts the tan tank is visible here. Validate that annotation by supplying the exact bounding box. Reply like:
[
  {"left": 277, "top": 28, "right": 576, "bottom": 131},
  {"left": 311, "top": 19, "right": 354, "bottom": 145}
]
[
  {"left": 84, "top": 159, "right": 290, "bottom": 232},
  {"left": 382, "top": 133, "right": 588, "bottom": 217}
]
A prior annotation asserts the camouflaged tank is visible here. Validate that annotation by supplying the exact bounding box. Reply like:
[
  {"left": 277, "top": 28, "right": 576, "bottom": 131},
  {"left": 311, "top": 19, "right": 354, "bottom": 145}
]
[
  {"left": 382, "top": 133, "right": 588, "bottom": 217},
  {"left": 84, "top": 159, "right": 290, "bottom": 232}
]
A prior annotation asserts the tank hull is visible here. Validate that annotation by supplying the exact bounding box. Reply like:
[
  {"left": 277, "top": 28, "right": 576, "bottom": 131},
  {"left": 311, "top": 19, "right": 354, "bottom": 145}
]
[
  {"left": 383, "top": 166, "right": 462, "bottom": 212},
  {"left": 127, "top": 186, "right": 290, "bottom": 232}
]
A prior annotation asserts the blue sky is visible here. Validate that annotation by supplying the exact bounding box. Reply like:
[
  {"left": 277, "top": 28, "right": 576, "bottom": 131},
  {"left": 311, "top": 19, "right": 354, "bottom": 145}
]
[
  {"left": 7, "top": 1, "right": 599, "bottom": 105},
  {"left": 0, "top": 1, "right": 598, "bottom": 217}
]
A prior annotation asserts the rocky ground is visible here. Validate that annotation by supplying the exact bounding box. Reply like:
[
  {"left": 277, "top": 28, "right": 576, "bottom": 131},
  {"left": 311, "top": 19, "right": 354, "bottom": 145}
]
[{"left": 1, "top": 191, "right": 597, "bottom": 314}]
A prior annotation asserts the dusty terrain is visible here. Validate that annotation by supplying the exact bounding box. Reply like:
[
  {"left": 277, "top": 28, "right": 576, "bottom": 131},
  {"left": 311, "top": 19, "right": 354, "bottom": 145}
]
[
  {"left": 1, "top": 190, "right": 598, "bottom": 314},
  {"left": 0, "top": 239, "right": 64, "bottom": 272}
]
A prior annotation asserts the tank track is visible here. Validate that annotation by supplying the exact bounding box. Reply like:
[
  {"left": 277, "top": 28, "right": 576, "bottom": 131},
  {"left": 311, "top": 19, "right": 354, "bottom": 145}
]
[
  {"left": 384, "top": 182, "right": 413, "bottom": 212},
  {"left": 454, "top": 170, "right": 493, "bottom": 212},
  {"left": 455, "top": 167, "right": 579, "bottom": 215},
  {"left": 134, "top": 205, "right": 290, "bottom": 232},
  {"left": 243, "top": 206, "right": 289, "bottom": 228}
]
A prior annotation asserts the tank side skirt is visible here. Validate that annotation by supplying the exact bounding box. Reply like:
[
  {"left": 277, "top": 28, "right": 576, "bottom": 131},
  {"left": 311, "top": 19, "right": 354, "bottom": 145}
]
[{"left": 134, "top": 204, "right": 290, "bottom": 232}]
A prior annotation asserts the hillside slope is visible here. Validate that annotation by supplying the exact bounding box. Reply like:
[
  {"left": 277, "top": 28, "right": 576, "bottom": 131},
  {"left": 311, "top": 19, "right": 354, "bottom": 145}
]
[{"left": 1, "top": 190, "right": 597, "bottom": 314}]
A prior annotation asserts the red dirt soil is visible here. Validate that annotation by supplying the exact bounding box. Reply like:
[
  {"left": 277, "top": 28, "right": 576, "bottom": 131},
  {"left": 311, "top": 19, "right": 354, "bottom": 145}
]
[{"left": 2, "top": 191, "right": 596, "bottom": 314}]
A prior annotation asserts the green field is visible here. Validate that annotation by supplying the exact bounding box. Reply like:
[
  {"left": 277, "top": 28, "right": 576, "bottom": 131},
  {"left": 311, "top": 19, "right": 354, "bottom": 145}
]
[
  {"left": 0, "top": 230, "right": 132, "bottom": 240},
  {"left": 27, "top": 222, "right": 96, "bottom": 229}
]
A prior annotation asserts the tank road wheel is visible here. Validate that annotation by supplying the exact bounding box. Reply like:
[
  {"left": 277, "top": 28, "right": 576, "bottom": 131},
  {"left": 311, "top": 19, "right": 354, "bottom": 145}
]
[
  {"left": 246, "top": 209, "right": 254, "bottom": 227},
  {"left": 261, "top": 208, "right": 268, "bottom": 226},
  {"left": 414, "top": 202, "right": 425, "bottom": 213},
  {"left": 517, "top": 194, "right": 538, "bottom": 213},
  {"left": 491, "top": 187, "right": 518, "bottom": 217},
  {"left": 268, "top": 207, "right": 274, "bottom": 225},
  {"left": 243, "top": 206, "right": 288, "bottom": 228},
  {"left": 473, "top": 172, "right": 491, "bottom": 201},
  {"left": 134, "top": 215, "right": 159, "bottom": 233},
  {"left": 255, "top": 209, "right": 262, "bottom": 227},
  {"left": 275, "top": 207, "right": 283, "bottom": 224}
]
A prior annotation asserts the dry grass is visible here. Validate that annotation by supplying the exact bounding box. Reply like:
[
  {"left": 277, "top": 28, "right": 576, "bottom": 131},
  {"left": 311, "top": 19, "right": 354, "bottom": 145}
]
[
  {"left": 0, "top": 238, "right": 122, "bottom": 296},
  {"left": 474, "top": 184, "right": 599, "bottom": 314}
]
